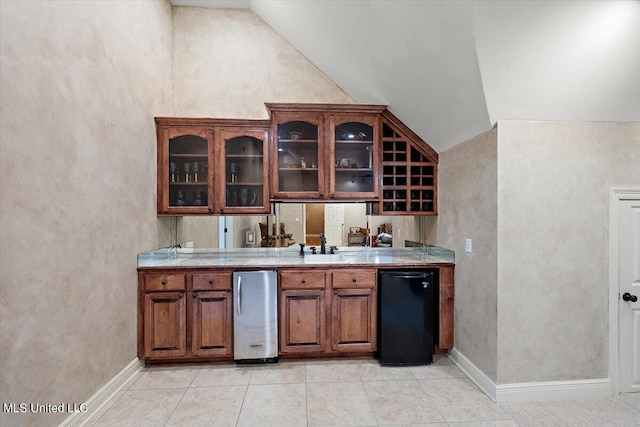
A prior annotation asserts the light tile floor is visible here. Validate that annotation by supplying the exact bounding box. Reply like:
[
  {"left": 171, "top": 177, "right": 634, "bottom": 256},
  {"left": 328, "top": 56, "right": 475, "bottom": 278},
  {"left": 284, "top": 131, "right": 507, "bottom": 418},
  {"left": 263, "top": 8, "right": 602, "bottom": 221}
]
[{"left": 87, "top": 356, "right": 640, "bottom": 426}]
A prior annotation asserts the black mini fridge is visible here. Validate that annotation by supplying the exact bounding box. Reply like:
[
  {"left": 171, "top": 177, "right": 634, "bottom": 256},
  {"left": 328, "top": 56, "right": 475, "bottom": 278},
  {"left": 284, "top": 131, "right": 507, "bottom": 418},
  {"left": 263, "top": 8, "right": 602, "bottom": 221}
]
[{"left": 377, "top": 270, "right": 437, "bottom": 365}]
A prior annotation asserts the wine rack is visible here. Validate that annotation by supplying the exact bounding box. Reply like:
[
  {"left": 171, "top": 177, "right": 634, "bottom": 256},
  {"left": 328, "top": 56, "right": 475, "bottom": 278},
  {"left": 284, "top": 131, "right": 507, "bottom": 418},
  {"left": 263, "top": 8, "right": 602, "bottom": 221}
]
[{"left": 379, "top": 120, "right": 437, "bottom": 215}]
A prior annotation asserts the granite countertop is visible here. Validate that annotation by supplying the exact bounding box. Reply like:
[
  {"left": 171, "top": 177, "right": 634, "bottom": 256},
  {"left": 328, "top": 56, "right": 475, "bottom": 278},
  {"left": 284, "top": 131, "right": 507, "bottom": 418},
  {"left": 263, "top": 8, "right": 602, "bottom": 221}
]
[{"left": 137, "top": 246, "right": 455, "bottom": 269}]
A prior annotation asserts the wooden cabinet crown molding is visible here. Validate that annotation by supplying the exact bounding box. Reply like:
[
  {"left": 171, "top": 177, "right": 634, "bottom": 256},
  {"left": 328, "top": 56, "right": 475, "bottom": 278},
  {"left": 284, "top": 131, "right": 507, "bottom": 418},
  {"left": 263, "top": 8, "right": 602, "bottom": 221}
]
[
  {"left": 155, "top": 117, "right": 271, "bottom": 128},
  {"left": 265, "top": 103, "right": 387, "bottom": 115}
]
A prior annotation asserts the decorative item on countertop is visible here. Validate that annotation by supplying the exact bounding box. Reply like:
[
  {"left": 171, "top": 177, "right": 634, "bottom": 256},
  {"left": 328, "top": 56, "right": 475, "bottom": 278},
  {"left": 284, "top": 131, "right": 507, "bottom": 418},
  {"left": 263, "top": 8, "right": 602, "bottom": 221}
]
[
  {"left": 338, "top": 158, "right": 350, "bottom": 168},
  {"left": 300, "top": 157, "right": 306, "bottom": 168}
]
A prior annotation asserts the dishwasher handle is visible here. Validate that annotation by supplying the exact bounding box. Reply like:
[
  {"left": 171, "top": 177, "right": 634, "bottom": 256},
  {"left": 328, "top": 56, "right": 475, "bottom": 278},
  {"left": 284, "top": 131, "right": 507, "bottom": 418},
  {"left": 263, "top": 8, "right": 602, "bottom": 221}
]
[{"left": 385, "top": 271, "right": 431, "bottom": 279}]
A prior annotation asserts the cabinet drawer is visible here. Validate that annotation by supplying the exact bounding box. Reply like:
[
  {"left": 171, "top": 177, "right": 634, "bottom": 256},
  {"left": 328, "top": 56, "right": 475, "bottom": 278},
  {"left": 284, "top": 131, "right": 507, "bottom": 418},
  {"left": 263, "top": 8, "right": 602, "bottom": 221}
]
[
  {"left": 144, "top": 273, "right": 186, "bottom": 291},
  {"left": 192, "top": 272, "right": 232, "bottom": 290},
  {"left": 331, "top": 270, "right": 376, "bottom": 288},
  {"left": 280, "top": 270, "right": 326, "bottom": 289}
]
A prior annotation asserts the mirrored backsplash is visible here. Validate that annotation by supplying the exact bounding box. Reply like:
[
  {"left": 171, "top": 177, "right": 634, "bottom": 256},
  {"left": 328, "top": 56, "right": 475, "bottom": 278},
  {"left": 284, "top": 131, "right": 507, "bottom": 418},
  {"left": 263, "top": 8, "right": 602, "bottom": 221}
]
[{"left": 171, "top": 202, "right": 437, "bottom": 250}]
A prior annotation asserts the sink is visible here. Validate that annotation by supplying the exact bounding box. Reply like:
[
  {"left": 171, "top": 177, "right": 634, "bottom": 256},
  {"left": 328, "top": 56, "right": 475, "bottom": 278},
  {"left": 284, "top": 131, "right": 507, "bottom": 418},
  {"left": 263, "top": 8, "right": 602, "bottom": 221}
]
[{"left": 303, "top": 254, "right": 349, "bottom": 264}]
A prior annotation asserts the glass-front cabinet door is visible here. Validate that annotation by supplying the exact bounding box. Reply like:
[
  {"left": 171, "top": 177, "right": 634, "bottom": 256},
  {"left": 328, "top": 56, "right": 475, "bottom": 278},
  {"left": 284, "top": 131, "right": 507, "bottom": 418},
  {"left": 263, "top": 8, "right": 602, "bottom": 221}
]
[
  {"left": 158, "top": 126, "right": 213, "bottom": 214},
  {"left": 272, "top": 114, "right": 325, "bottom": 199},
  {"left": 218, "top": 128, "right": 269, "bottom": 214},
  {"left": 329, "top": 114, "right": 380, "bottom": 200}
]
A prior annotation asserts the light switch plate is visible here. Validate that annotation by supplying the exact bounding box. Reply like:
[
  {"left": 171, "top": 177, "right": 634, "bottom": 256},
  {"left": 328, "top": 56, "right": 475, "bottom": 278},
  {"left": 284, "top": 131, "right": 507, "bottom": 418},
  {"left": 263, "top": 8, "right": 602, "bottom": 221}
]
[{"left": 465, "top": 238, "right": 472, "bottom": 253}]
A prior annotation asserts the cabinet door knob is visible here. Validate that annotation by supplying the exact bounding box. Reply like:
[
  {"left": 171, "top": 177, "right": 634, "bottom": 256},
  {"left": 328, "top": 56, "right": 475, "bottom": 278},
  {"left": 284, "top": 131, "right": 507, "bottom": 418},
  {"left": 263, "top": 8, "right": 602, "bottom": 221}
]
[
  {"left": 209, "top": 279, "right": 214, "bottom": 285},
  {"left": 161, "top": 280, "right": 167, "bottom": 285},
  {"left": 352, "top": 278, "right": 357, "bottom": 283},
  {"left": 301, "top": 279, "right": 306, "bottom": 284},
  {"left": 193, "top": 292, "right": 198, "bottom": 298}
]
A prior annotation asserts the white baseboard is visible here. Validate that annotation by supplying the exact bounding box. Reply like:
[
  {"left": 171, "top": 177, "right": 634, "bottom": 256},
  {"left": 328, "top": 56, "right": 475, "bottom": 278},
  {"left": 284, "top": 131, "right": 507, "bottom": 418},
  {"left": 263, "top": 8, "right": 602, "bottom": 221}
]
[
  {"left": 59, "top": 358, "right": 143, "bottom": 427},
  {"left": 449, "top": 347, "right": 612, "bottom": 403},
  {"left": 496, "top": 378, "right": 612, "bottom": 402},
  {"left": 449, "top": 347, "right": 497, "bottom": 401}
]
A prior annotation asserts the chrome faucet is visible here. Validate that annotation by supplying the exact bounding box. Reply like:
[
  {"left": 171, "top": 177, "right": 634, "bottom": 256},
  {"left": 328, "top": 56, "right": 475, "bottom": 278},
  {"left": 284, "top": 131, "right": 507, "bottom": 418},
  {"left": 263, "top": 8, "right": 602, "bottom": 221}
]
[{"left": 319, "top": 234, "right": 327, "bottom": 254}]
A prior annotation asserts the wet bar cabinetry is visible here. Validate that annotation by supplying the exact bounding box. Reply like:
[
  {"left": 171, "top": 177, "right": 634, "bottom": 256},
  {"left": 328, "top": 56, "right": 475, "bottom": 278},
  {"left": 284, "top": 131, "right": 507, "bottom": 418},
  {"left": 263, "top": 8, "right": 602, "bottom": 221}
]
[
  {"left": 156, "top": 118, "right": 271, "bottom": 215},
  {"left": 278, "top": 268, "right": 376, "bottom": 356},
  {"left": 376, "top": 110, "right": 439, "bottom": 215},
  {"left": 156, "top": 104, "right": 439, "bottom": 214},
  {"left": 138, "top": 269, "right": 234, "bottom": 362},
  {"left": 139, "top": 263, "right": 454, "bottom": 362},
  {"left": 267, "top": 103, "right": 385, "bottom": 201}
]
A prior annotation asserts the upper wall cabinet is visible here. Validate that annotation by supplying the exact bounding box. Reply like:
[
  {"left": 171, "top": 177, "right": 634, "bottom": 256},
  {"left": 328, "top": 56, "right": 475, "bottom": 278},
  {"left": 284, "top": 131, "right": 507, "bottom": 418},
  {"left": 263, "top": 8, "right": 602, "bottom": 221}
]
[
  {"left": 266, "top": 104, "right": 386, "bottom": 202},
  {"left": 270, "top": 111, "right": 325, "bottom": 200},
  {"left": 156, "top": 118, "right": 271, "bottom": 215},
  {"left": 156, "top": 104, "right": 439, "bottom": 216},
  {"left": 374, "top": 110, "right": 439, "bottom": 216},
  {"left": 157, "top": 124, "right": 214, "bottom": 215},
  {"left": 329, "top": 114, "right": 380, "bottom": 200}
]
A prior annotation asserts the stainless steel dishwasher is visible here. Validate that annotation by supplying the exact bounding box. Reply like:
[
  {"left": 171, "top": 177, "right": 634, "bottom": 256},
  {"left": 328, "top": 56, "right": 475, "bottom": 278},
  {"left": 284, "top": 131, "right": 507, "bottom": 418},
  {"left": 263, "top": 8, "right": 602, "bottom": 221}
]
[{"left": 233, "top": 270, "right": 278, "bottom": 363}]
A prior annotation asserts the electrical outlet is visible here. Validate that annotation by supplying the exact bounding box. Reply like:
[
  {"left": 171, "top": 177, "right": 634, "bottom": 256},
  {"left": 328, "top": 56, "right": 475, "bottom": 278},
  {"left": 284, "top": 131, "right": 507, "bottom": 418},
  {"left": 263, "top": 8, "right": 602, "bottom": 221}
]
[{"left": 465, "top": 238, "right": 472, "bottom": 253}]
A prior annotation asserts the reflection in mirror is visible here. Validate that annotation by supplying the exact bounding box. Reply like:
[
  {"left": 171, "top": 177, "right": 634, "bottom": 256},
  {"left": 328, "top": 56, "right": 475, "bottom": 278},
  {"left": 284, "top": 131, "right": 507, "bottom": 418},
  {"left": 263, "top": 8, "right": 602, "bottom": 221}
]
[{"left": 174, "top": 203, "right": 434, "bottom": 249}]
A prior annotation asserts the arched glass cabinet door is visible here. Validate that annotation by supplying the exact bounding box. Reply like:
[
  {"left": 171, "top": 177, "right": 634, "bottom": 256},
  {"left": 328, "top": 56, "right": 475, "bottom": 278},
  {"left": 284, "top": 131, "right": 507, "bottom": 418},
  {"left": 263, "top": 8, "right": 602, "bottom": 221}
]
[
  {"left": 329, "top": 114, "right": 380, "bottom": 200},
  {"left": 272, "top": 114, "right": 325, "bottom": 199},
  {"left": 158, "top": 126, "right": 213, "bottom": 214},
  {"left": 218, "top": 128, "right": 270, "bottom": 214}
]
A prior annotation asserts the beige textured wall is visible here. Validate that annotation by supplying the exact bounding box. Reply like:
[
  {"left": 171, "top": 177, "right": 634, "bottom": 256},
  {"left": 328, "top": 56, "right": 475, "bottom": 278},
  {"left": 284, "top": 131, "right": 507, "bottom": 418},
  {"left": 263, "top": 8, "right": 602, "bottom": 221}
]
[
  {"left": 496, "top": 121, "right": 640, "bottom": 383},
  {"left": 171, "top": 7, "right": 353, "bottom": 118},
  {"left": 0, "top": 1, "right": 173, "bottom": 426},
  {"left": 436, "top": 127, "right": 499, "bottom": 380}
]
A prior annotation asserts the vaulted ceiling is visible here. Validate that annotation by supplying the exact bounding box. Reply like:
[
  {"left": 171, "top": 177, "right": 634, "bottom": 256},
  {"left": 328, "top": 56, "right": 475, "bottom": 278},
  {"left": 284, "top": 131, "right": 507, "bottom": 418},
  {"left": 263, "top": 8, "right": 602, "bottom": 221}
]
[{"left": 170, "top": 0, "right": 640, "bottom": 152}]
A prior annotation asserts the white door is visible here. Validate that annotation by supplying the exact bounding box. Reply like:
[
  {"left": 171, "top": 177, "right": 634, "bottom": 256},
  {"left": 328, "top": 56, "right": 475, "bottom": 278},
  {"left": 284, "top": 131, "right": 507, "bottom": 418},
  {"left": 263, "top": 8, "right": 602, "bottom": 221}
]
[
  {"left": 619, "top": 199, "right": 640, "bottom": 393},
  {"left": 324, "top": 204, "right": 344, "bottom": 246},
  {"left": 218, "top": 216, "right": 233, "bottom": 249}
]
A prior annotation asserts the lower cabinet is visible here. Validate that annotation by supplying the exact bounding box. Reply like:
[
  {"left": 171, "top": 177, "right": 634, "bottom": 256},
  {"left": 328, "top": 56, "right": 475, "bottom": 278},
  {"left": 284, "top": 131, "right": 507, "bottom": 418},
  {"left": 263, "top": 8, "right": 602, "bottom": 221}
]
[
  {"left": 144, "top": 291, "right": 187, "bottom": 358},
  {"left": 280, "top": 289, "right": 326, "bottom": 353},
  {"left": 138, "top": 270, "right": 233, "bottom": 361},
  {"left": 329, "top": 270, "right": 377, "bottom": 353},
  {"left": 279, "top": 268, "right": 377, "bottom": 356},
  {"left": 437, "top": 265, "right": 455, "bottom": 350},
  {"left": 279, "top": 270, "right": 327, "bottom": 354},
  {"left": 191, "top": 290, "right": 233, "bottom": 357},
  {"left": 139, "top": 265, "right": 454, "bottom": 362}
]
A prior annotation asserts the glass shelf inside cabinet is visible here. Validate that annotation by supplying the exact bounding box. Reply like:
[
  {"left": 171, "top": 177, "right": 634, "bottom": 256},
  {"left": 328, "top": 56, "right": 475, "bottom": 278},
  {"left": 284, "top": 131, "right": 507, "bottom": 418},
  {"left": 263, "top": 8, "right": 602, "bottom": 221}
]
[
  {"left": 277, "top": 121, "right": 319, "bottom": 193},
  {"left": 225, "top": 135, "right": 264, "bottom": 207},
  {"left": 334, "top": 121, "right": 374, "bottom": 193},
  {"left": 168, "top": 135, "right": 208, "bottom": 207}
]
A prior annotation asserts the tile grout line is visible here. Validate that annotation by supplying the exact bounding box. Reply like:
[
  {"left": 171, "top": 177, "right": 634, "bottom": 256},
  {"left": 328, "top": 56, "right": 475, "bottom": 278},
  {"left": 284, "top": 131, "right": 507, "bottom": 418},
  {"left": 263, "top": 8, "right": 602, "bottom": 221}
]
[
  {"left": 234, "top": 366, "right": 253, "bottom": 427},
  {"left": 162, "top": 367, "right": 201, "bottom": 427}
]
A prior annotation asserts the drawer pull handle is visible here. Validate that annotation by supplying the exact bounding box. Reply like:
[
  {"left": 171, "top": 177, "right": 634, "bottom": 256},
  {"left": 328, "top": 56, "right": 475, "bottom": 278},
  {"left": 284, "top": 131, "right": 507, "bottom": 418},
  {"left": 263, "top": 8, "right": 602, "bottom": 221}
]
[
  {"left": 301, "top": 279, "right": 306, "bottom": 284},
  {"left": 209, "top": 279, "right": 214, "bottom": 285},
  {"left": 352, "top": 278, "right": 357, "bottom": 283},
  {"left": 161, "top": 280, "right": 167, "bottom": 285},
  {"left": 193, "top": 292, "right": 198, "bottom": 298}
]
